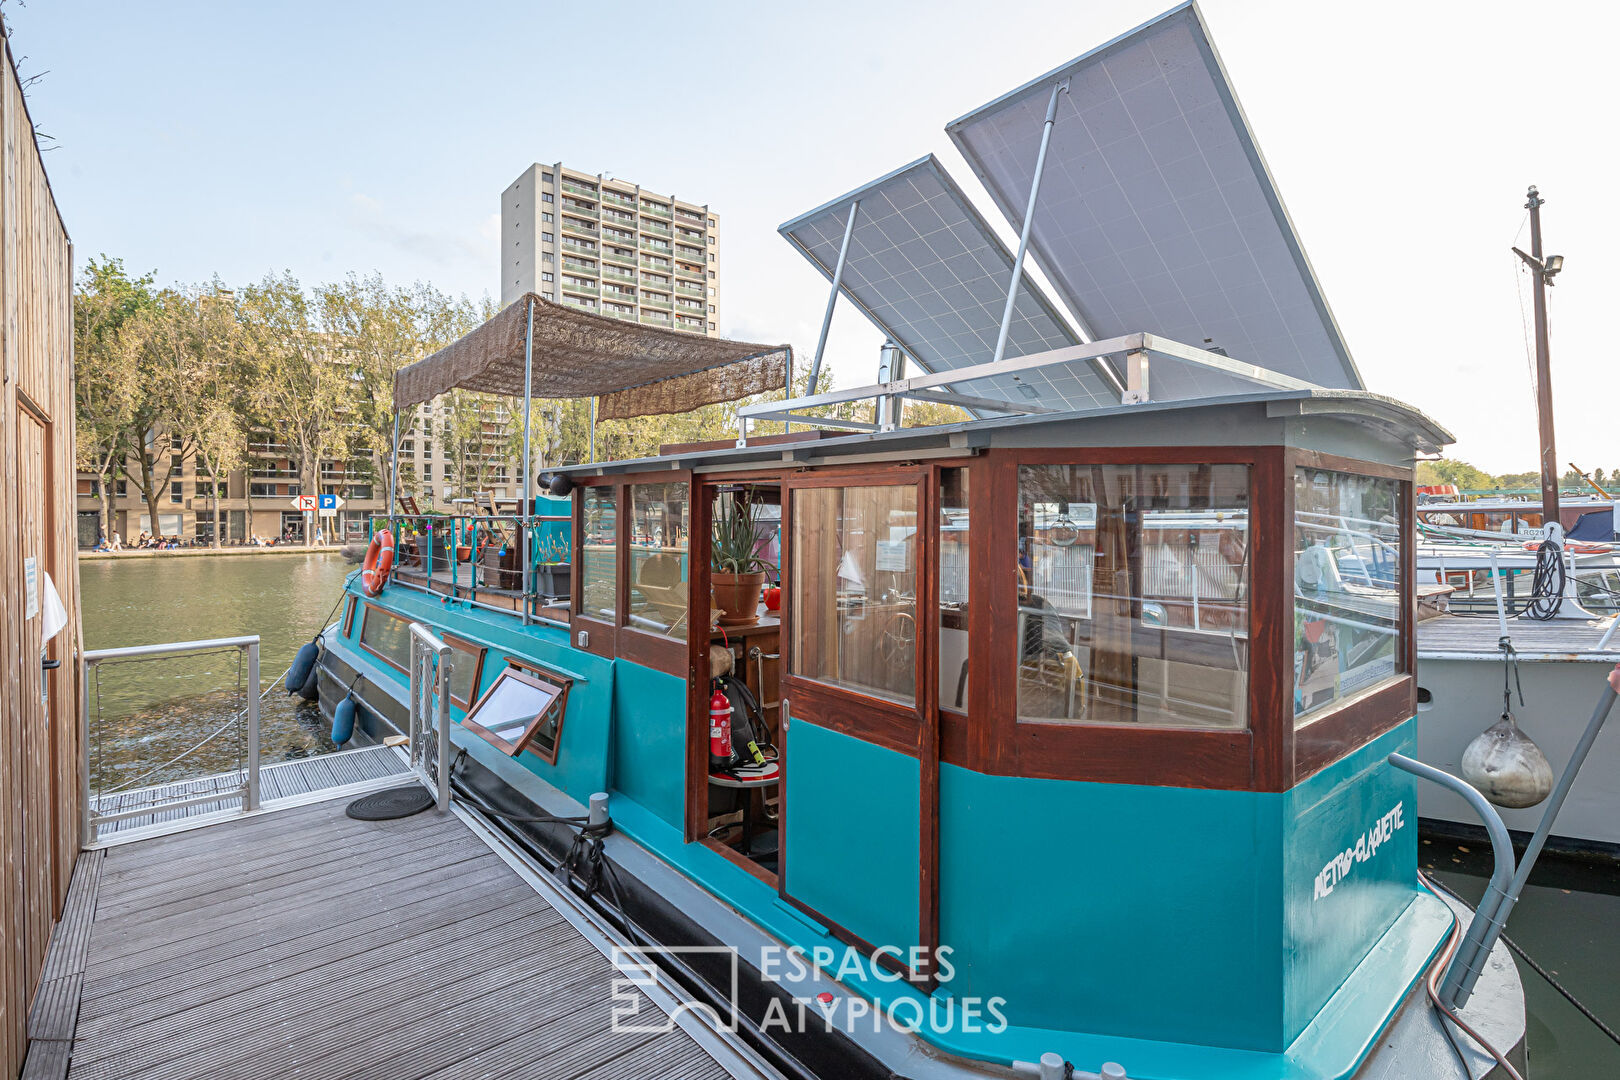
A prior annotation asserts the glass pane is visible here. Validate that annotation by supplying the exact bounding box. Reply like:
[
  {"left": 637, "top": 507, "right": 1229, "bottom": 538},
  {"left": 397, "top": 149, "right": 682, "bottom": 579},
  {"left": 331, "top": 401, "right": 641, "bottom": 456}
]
[
  {"left": 447, "top": 640, "right": 480, "bottom": 705},
  {"left": 627, "top": 483, "right": 690, "bottom": 638},
  {"left": 1294, "top": 469, "right": 1403, "bottom": 721},
  {"left": 468, "top": 671, "right": 561, "bottom": 750},
  {"left": 940, "top": 469, "right": 970, "bottom": 712},
  {"left": 1016, "top": 464, "right": 1250, "bottom": 729},
  {"left": 360, "top": 606, "right": 412, "bottom": 670},
  {"left": 580, "top": 485, "right": 618, "bottom": 621},
  {"left": 792, "top": 484, "right": 919, "bottom": 704}
]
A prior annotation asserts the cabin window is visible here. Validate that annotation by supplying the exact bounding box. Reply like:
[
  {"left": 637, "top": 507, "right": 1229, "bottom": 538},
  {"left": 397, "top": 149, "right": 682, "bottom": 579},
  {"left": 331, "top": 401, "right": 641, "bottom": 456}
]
[
  {"left": 1293, "top": 469, "right": 1404, "bottom": 721},
  {"left": 791, "top": 484, "right": 918, "bottom": 704},
  {"left": 580, "top": 485, "right": 618, "bottom": 621},
  {"left": 627, "top": 482, "right": 690, "bottom": 638},
  {"left": 940, "top": 468, "right": 970, "bottom": 711},
  {"left": 359, "top": 605, "right": 483, "bottom": 706},
  {"left": 461, "top": 663, "right": 572, "bottom": 763},
  {"left": 1014, "top": 463, "right": 1251, "bottom": 729}
]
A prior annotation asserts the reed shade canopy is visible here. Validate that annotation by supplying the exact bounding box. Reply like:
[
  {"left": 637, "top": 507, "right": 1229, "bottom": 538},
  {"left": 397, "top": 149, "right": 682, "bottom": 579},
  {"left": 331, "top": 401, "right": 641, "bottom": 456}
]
[{"left": 392, "top": 292, "right": 791, "bottom": 420}]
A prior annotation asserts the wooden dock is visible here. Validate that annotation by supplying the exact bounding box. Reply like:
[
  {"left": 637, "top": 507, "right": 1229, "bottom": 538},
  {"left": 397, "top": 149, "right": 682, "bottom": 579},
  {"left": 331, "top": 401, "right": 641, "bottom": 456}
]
[
  {"left": 26, "top": 796, "right": 757, "bottom": 1080},
  {"left": 1417, "top": 612, "right": 1619, "bottom": 661}
]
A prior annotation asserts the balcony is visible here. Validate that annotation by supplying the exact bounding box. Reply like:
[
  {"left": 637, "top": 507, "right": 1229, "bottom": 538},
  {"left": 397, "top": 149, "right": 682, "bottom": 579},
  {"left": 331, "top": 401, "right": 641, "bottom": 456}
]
[
  {"left": 562, "top": 181, "right": 599, "bottom": 199},
  {"left": 562, "top": 258, "right": 597, "bottom": 275},
  {"left": 561, "top": 237, "right": 597, "bottom": 252},
  {"left": 675, "top": 210, "right": 704, "bottom": 225},
  {"left": 639, "top": 203, "right": 672, "bottom": 220},
  {"left": 641, "top": 296, "right": 673, "bottom": 310},
  {"left": 562, "top": 297, "right": 598, "bottom": 312},
  {"left": 601, "top": 190, "right": 637, "bottom": 209},
  {"left": 639, "top": 312, "right": 671, "bottom": 325},
  {"left": 603, "top": 210, "right": 637, "bottom": 227},
  {"left": 601, "top": 266, "right": 636, "bottom": 283},
  {"left": 640, "top": 258, "right": 672, "bottom": 271},
  {"left": 561, "top": 200, "right": 599, "bottom": 218},
  {"left": 601, "top": 229, "right": 635, "bottom": 246},
  {"left": 561, "top": 218, "right": 598, "bottom": 238},
  {"left": 562, "top": 280, "right": 601, "bottom": 296},
  {"left": 639, "top": 221, "right": 672, "bottom": 238},
  {"left": 676, "top": 230, "right": 705, "bottom": 244},
  {"left": 675, "top": 263, "right": 705, "bottom": 281},
  {"left": 640, "top": 240, "right": 672, "bottom": 254},
  {"left": 602, "top": 249, "right": 637, "bottom": 268},
  {"left": 603, "top": 306, "right": 637, "bottom": 322},
  {"left": 676, "top": 282, "right": 704, "bottom": 296},
  {"left": 674, "top": 247, "right": 705, "bottom": 263}
]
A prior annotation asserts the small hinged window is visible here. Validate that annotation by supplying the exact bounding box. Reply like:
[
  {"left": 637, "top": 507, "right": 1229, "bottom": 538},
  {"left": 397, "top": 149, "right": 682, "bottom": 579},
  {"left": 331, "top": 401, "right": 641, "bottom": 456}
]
[{"left": 462, "top": 664, "right": 573, "bottom": 762}]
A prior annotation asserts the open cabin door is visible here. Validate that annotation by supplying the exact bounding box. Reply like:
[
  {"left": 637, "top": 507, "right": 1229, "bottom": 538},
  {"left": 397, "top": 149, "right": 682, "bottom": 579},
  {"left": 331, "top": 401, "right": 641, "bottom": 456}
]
[{"left": 780, "top": 469, "right": 937, "bottom": 977}]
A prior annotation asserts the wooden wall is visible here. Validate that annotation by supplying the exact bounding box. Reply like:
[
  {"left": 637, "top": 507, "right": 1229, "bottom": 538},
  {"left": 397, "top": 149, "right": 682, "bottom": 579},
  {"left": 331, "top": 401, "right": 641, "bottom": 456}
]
[{"left": 0, "top": 27, "right": 77, "bottom": 1079}]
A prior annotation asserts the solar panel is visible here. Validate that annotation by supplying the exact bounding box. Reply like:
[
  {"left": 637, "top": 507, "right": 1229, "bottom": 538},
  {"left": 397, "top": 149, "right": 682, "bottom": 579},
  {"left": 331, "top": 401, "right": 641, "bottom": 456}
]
[
  {"left": 946, "top": 2, "right": 1362, "bottom": 400},
  {"left": 779, "top": 155, "right": 1124, "bottom": 413}
]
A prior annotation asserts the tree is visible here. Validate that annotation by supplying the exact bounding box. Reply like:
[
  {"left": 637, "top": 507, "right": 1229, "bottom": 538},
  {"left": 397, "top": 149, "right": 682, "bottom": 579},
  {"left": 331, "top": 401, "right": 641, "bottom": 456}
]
[
  {"left": 72, "top": 257, "right": 152, "bottom": 541},
  {"left": 1415, "top": 458, "right": 1495, "bottom": 492},
  {"left": 316, "top": 274, "right": 480, "bottom": 514},
  {"left": 169, "top": 286, "right": 246, "bottom": 547},
  {"left": 239, "top": 272, "right": 351, "bottom": 546}
]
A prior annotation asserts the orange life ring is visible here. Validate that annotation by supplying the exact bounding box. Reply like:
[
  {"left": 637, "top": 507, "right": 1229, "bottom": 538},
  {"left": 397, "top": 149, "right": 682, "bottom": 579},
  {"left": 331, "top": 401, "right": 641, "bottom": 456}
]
[{"left": 362, "top": 529, "right": 396, "bottom": 596}]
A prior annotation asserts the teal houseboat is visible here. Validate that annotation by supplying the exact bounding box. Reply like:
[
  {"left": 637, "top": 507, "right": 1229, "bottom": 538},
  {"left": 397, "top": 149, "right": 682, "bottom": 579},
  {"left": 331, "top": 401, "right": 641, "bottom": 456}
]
[{"left": 320, "top": 6, "right": 1528, "bottom": 1077}]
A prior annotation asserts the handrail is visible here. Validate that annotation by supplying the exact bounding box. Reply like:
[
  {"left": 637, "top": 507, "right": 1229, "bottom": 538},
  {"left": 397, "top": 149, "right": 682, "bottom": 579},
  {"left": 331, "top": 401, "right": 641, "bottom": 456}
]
[
  {"left": 408, "top": 622, "right": 453, "bottom": 812},
  {"left": 81, "top": 635, "right": 261, "bottom": 845},
  {"left": 1387, "top": 752, "right": 1515, "bottom": 1008}
]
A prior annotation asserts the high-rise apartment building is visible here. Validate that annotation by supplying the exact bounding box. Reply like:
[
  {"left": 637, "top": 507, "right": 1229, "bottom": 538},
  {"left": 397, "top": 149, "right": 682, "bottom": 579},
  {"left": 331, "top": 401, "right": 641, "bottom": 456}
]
[{"left": 502, "top": 163, "right": 721, "bottom": 336}]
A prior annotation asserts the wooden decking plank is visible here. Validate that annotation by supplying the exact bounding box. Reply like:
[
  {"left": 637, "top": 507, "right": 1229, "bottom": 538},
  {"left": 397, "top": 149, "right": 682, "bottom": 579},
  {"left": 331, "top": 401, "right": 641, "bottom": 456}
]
[
  {"left": 72, "top": 913, "right": 565, "bottom": 1079},
  {"left": 80, "top": 922, "right": 576, "bottom": 1080},
  {"left": 78, "top": 861, "right": 523, "bottom": 1014},
  {"left": 86, "top": 828, "right": 488, "bottom": 954},
  {"left": 26, "top": 974, "right": 81, "bottom": 1041},
  {"left": 212, "top": 939, "right": 605, "bottom": 1080},
  {"left": 578, "top": 1033, "right": 730, "bottom": 1080},
  {"left": 317, "top": 963, "right": 610, "bottom": 1080},
  {"left": 94, "top": 818, "right": 462, "bottom": 918},
  {"left": 76, "top": 879, "right": 550, "bottom": 1032},
  {"left": 18, "top": 1038, "right": 71, "bottom": 1080},
  {"left": 38, "top": 852, "right": 102, "bottom": 983}
]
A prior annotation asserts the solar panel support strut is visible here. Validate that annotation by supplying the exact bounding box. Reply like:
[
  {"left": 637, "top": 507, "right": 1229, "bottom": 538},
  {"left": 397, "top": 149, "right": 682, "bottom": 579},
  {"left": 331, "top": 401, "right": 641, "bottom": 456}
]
[
  {"left": 992, "top": 79, "right": 1067, "bottom": 368},
  {"left": 807, "top": 199, "right": 860, "bottom": 396}
]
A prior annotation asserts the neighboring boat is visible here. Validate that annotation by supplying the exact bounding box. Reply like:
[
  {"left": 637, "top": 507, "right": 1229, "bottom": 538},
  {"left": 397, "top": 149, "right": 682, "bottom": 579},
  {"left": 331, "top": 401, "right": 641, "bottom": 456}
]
[{"left": 320, "top": 6, "right": 1533, "bottom": 1075}]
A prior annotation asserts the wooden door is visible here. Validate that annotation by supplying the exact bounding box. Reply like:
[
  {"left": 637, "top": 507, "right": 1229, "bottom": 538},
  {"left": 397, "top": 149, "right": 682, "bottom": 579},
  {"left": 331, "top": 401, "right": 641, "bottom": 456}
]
[
  {"left": 15, "top": 409, "right": 57, "bottom": 989},
  {"left": 780, "top": 471, "right": 936, "bottom": 976}
]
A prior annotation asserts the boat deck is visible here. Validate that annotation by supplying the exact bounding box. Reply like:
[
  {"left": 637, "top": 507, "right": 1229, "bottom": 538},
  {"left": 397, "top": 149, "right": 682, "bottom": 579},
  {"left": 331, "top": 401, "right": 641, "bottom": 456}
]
[
  {"left": 1417, "top": 612, "right": 1620, "bottom": 661},
  {"left": 25, "top": 796, "right": 755, "bottom": 1080},
  {"left": 89, "top": 745, "right": 410, "bottom": 839}
]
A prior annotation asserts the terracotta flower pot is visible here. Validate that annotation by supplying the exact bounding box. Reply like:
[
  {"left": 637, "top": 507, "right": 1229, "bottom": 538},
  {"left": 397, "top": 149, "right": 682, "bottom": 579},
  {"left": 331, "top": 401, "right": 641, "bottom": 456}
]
[{"left": 712, "top": 570, "right": 767, "bottom": 626}]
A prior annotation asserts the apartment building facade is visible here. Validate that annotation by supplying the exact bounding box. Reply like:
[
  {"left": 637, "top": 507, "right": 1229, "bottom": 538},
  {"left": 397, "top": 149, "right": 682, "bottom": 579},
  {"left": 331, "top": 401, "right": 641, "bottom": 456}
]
[
  {"left": 502, "top": 162, "right": 721, "bottom": 335},
  {"left": 74, "top": 399, "right": 532, "bottom": 547}
]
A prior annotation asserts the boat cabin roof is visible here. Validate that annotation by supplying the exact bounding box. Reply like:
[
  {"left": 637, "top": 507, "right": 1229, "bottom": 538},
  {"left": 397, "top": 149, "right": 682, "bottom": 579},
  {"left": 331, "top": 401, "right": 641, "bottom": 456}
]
[{"left": 554, "top": 388, "right": 1451, "bottom": 479}]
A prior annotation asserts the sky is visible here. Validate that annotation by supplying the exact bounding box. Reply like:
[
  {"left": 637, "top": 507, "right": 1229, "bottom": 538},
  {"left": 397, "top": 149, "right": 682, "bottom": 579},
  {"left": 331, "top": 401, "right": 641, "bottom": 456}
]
[{"left": 11, "top": 0, "right": 1618, "bottom": 474}]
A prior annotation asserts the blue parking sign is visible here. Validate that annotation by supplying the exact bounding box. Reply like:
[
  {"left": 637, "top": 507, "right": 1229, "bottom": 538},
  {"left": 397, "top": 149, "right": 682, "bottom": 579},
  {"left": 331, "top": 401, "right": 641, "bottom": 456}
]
[{"left": 318, "top": 493, "right": 338, "bottom": 510}]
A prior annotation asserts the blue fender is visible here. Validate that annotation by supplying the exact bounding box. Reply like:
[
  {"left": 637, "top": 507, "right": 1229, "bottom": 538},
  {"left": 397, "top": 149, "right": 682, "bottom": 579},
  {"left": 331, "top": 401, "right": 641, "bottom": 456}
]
[
  {"left": 331, "top": 695, "right": 357, "bottom": 746},
  {"left": 286, "top": 641, "right": 320, "bottom": 695}
]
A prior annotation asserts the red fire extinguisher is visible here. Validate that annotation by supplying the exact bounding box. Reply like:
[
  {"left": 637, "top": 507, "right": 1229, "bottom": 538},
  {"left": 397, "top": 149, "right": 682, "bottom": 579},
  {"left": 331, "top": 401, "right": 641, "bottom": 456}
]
[{"left": 709, "top": 685, "right": 733, "bottom": 767}]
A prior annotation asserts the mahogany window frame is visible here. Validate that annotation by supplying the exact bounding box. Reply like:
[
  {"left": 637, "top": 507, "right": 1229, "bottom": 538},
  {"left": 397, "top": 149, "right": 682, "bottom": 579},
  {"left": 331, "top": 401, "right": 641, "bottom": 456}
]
[
  {"left": 1285, "top": 449, "right": 1417, "bottom": 784},
  {"left": 357, "top": 603, "right": 486, "bottom": 710},
  {"left": 460, "top": 662, "right": 574, "bottom": 764},
  {"left": 569, "top": 469, "right": 696, "bottom": 677}
]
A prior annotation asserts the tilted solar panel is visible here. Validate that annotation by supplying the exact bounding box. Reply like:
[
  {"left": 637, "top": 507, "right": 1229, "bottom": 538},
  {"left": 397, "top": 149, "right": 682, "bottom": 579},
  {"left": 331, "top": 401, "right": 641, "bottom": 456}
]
[
  {"left": 779, "top": 155, "right": 1124, "bottom": 413},
  {"left": 946, "top": 1, "right": 1361, "bottom": 400}
]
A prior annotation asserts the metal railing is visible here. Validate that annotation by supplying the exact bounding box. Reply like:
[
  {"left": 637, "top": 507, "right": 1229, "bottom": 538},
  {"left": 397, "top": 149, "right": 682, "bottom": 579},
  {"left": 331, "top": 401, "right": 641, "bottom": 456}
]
[
  {"left": 80, "top": 635, "right": 261, "bottom": 845},
  {"left": 408, "top": 623, "right": 452, "bottom": 813},
  {"left": 379, "top": 512, "right": 572, "bottom": 628}
]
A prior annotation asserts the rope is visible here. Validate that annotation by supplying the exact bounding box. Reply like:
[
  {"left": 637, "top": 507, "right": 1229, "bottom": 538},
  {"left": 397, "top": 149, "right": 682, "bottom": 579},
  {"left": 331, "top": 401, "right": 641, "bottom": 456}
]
[
  {"left": 1416, "top": 871, "right": 1526, "bottom": 1080},
  {"left": 1526, "top": 538, "right": 1566, "bottom": 621},
  {"left": 1425, "top": 872, "right": 1620, "bottom": 1049}
]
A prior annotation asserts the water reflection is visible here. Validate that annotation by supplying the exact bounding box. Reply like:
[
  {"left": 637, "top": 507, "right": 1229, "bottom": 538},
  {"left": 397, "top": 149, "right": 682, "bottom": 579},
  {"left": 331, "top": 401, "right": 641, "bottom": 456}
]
[{"left": 81, "top": 553, "right": 355, "bottom": 790}]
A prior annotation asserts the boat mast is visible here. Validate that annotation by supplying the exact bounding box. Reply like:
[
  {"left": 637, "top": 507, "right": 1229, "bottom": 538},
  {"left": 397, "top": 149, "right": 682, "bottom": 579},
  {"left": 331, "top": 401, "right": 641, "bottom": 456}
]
[{"left": 1515, "top": 186, "right": 1564, "bottom": 529}]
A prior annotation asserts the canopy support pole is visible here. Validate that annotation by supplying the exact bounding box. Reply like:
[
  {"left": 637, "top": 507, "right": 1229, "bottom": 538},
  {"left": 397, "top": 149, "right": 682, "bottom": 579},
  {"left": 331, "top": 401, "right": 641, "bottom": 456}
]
[
  {"left": 993, "top": 79, "right": 1067, "bottom": 367},
  {"left": 387, "top": 412, "right": 401, "bottom": 521},
  {"left": 520, "top": 297, "right": 535, "bottom": 624},
  {"left": 808, "top": 200, "right": 859, "bottom": 395},
  {"left": 589, "top": 397, "right": 598, "bottom": 463}
]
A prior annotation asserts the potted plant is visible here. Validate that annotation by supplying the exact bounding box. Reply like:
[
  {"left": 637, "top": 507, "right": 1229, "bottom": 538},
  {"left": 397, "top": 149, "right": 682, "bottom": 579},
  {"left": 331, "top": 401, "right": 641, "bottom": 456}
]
[
  {"left": 711, "top": 490, "right": 773, "bottom": 627},
  {"left": 535, "top": 531, "right": 572, "bottom": 598}
]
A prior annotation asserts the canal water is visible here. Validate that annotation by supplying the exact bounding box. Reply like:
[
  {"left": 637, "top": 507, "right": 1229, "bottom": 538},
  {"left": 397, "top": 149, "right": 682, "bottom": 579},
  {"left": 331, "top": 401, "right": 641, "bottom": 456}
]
[
  {"left": 80, "top": 552, "right": 355, "bottom": 792},
  {"left": 78, "top": 553, "right": 1619, "bottom": 1075}
]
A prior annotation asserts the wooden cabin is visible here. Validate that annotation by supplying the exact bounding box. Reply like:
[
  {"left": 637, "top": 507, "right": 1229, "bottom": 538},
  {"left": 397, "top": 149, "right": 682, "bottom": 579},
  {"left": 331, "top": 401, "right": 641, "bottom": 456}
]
[{"left": 0, "top": 28, "right": 80, "bottom": 1080}]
